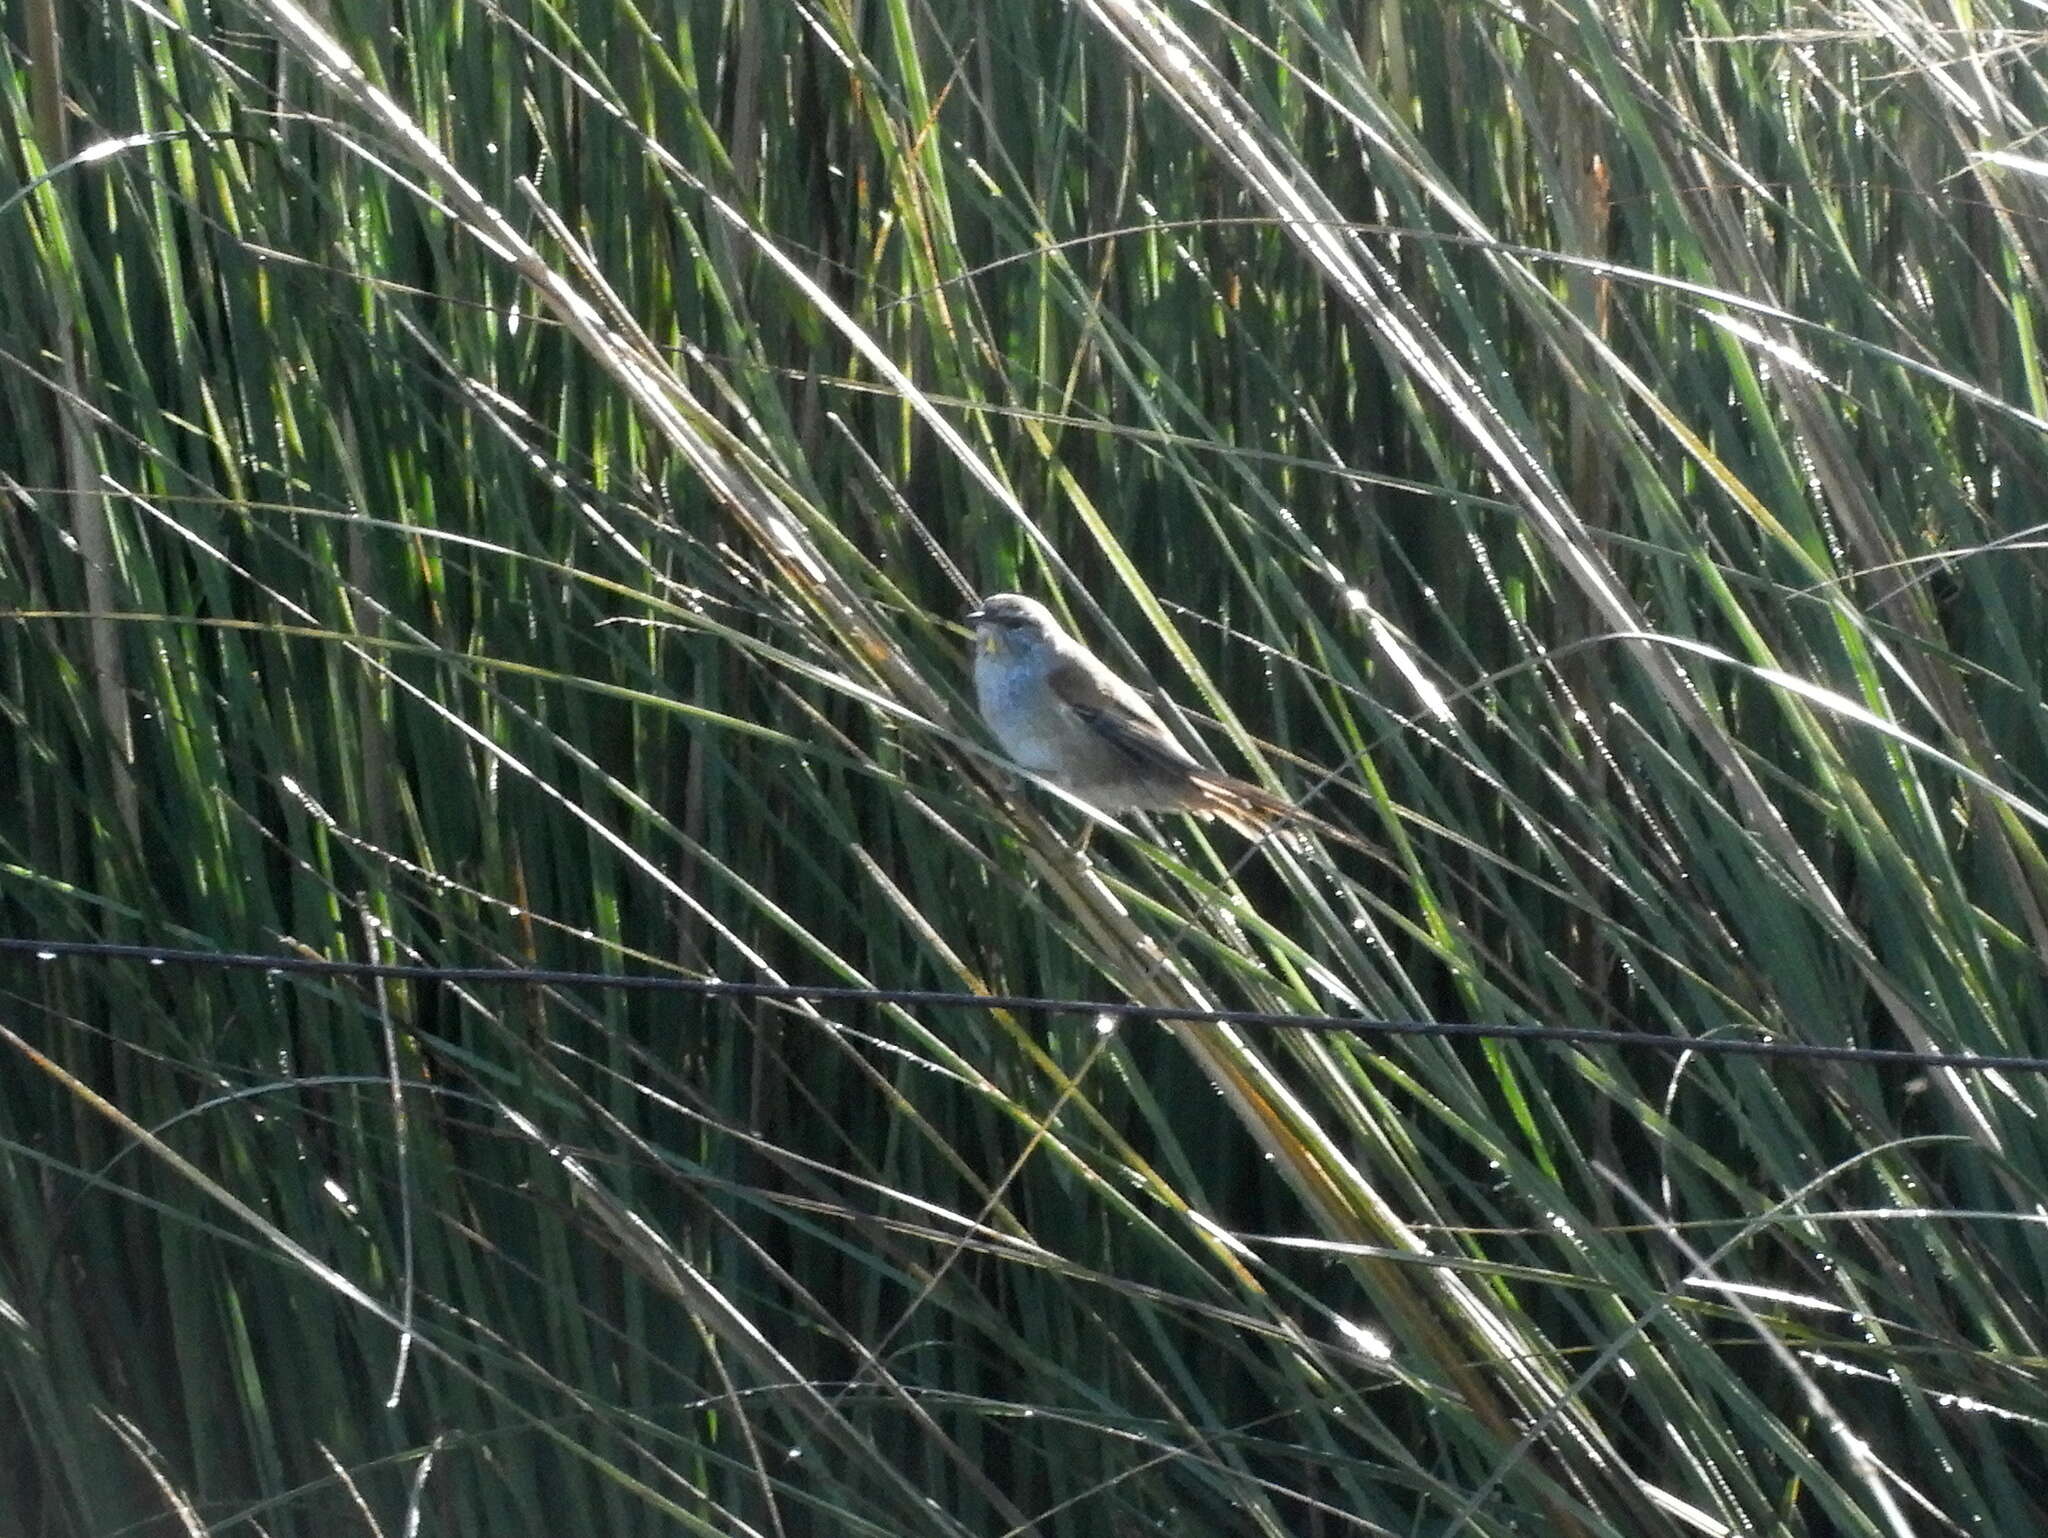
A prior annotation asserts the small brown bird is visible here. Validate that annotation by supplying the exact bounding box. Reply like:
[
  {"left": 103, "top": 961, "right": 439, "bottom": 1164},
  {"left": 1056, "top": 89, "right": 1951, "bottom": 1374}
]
[{"left": 966, "top": 593, "right": 1306, "bottom": 840}]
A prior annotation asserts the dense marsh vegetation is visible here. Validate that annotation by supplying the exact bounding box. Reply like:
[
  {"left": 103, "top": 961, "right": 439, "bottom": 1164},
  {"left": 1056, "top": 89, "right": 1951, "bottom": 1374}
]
[{"left": 5, "top": 0, "right": 2048, "bottom": 1533}]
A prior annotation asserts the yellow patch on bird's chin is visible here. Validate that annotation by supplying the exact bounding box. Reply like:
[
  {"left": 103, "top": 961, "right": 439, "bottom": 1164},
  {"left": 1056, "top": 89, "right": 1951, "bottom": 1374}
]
[{"left": 978, "top": 632, "right": 1000, "bottom": 656}]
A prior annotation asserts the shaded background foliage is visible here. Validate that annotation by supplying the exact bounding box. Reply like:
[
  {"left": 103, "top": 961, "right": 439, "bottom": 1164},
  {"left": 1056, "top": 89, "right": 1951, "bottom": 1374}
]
[{"left": 4, "top": 0, "right": 2048, "bottom": 1534}]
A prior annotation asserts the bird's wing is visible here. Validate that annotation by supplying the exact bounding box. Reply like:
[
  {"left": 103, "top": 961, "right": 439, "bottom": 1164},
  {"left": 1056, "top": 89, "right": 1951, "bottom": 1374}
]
[{"left": 1045, "top": 654, "right": 1202, "bottom": 776}]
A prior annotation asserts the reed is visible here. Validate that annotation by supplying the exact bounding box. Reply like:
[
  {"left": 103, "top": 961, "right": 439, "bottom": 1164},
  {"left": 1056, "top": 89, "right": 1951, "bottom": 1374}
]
[{"left": 4, "top": 1, "right": 2045, "bottom": 1533}]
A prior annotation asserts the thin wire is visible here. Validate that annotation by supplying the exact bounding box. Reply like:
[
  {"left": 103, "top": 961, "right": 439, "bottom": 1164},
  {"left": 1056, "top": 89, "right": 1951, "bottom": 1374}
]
[{"left": 4, "top": 936, "right": 2046, "bottom": 1075}]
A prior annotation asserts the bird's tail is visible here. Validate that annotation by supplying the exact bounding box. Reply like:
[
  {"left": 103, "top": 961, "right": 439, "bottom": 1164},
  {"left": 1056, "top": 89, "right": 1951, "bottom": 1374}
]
[{"left": 1189, "top": 772, "right": 1375, "bottom": 856}]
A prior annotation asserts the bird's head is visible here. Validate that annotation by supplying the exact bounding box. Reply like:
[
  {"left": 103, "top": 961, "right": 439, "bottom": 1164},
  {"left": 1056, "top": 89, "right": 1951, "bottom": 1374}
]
[{"left": 966, "top": 593, "right": 1066, "bottom": 660}]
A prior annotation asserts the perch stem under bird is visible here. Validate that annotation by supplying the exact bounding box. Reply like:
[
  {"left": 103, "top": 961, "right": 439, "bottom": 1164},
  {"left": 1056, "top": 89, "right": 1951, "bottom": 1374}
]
[{"left": 965, "top": 593, "right": 1370, "bottom": 852}]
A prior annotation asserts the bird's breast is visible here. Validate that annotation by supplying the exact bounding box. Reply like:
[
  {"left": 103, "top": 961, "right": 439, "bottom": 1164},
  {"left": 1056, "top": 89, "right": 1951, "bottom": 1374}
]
[{"left": 973, "top": 655, "right": 1076, "bottom": 779}]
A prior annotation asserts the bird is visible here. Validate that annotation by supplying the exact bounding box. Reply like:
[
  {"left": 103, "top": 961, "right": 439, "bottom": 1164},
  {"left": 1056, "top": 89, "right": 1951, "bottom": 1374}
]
[{"left": 965, "top": 592, "right": 1309, "bottom": 841}]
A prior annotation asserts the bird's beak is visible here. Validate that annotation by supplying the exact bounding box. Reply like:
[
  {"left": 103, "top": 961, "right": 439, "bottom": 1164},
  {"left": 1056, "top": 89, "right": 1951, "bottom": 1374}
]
[{"left": 964, "top": 604, "right": 1001, "bottom": 655}]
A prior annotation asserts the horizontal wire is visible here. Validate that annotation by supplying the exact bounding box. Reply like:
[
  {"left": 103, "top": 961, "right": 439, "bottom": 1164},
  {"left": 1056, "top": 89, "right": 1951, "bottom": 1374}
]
[{"left": 6, "top": 937, "right": 2046, "bottom": 1076}]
